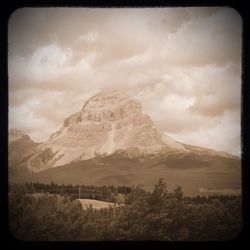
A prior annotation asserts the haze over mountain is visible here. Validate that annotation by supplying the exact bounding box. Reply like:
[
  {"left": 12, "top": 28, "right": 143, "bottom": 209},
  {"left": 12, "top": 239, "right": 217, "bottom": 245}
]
[{"left": 9, "top": 92, "right": 241, "bottom": 195}]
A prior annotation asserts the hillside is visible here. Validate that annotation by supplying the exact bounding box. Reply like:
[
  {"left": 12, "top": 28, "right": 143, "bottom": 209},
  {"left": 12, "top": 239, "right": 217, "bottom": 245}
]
[{"left": 10, "top": 148, "right": 241, "bottom": 196}]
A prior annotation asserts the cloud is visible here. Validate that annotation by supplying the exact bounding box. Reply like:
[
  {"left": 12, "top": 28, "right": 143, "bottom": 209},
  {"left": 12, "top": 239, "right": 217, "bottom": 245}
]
[
  {"left": 168, "top": 110, "right": 241, "bottom": 155},
  {"left": 187, "top": 64, "right": 241, "bottom": 116},
  {"left": 165, "top": 8, "right": 241, "bottom": 66}
]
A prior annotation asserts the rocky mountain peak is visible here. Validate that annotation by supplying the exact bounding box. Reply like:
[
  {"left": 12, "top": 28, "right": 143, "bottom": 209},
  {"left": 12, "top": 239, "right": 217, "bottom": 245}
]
[
  {"left": 82, "top": 91, "right": 141, "bottom": 113},
  {"left": 63, "top": 92, "right": 143, "bottom": 127},
  {"left": 20, "top": 91, "right": 186, "bottom": 172}
]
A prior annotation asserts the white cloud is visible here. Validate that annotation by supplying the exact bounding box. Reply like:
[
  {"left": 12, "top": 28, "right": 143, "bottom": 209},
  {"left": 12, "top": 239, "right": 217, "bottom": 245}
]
[
  {"left": 79, "top": 31, "right": 98, "bottom": 42},
  {"left": 168, "top": 111, "right": 241, "bottom": 155},
  {"left": 9, "top": 44, "right": 72, "bottom": 86}
]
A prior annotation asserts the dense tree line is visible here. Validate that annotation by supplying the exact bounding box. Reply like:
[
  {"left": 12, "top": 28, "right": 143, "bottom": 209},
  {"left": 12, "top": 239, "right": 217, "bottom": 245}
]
[
  {"left": 9, "top": 179, "right": 242, "bottom": 241},
  {"left": 9, "top": 182, "right": 133, "bottom": 202}
]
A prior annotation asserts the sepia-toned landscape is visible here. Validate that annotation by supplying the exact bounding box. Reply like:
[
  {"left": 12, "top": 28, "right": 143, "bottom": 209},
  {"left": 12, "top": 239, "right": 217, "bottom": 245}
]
[{"left": 8, "top": 7, "right": 242, "bottom": 241}]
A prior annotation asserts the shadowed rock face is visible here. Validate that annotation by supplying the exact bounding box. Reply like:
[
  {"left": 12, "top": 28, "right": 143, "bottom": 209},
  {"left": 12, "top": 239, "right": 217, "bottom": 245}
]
[{"left": 23, "top": 91, "right": 181, "bottom": 172}]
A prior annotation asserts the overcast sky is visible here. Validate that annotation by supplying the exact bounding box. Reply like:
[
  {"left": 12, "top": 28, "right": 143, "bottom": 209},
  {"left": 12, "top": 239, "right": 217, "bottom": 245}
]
[{"left": 8, "top": 7, "right": 242, "bottom": 155}]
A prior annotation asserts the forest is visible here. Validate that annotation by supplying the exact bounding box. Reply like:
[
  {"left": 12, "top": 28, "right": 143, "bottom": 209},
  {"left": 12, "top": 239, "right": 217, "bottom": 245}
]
[{"left": 9, "top": 179, "right": 242, "bottom": 241}]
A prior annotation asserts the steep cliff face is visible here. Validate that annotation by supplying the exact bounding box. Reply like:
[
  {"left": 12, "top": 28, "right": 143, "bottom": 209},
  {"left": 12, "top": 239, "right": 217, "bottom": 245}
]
[{"left": 24, "top": 92, "right": 185, "bottom": 172}]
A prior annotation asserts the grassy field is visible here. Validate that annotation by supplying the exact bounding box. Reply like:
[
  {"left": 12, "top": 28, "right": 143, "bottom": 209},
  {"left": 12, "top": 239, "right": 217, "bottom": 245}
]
[{"left": 77, "top": 199, "right": 121, "bottom": 209}]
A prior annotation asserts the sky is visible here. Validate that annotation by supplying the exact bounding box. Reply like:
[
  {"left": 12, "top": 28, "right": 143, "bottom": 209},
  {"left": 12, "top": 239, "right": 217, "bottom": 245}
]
[{"left": 8, "top": 7, "right": 242, "bottom": 155}]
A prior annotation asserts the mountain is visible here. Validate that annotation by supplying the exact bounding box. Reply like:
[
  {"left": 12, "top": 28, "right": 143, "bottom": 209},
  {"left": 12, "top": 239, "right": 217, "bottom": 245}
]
[
  {"left": 8, "top": 92, "right": 241, "bottom": 195},
  {"left": 8, "top": 129, "right": 41, "bottom": 172},
  {"left": 9, "top": 129, "right": 27, "bottom": 143},
  {"left": 8, "top": 129, "right": 40, "bottom": 179},
  {"left": 22, "top": 91, "right": 187, "bottom": 172}
]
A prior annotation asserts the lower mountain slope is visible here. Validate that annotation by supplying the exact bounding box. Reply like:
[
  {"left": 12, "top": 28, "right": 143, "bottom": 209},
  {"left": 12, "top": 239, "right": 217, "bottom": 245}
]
[{"left": 10, "top": 147, "right": 241, "bottom": 196}]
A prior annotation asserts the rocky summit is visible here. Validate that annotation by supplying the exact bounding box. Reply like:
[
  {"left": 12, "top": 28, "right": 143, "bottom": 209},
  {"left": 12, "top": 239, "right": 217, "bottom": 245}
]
[{"left": 24, "top": 91, "right": 185, "bottom": 172}]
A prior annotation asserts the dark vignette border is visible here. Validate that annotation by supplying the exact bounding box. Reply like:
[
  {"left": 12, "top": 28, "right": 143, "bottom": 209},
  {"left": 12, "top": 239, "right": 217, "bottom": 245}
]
[{"left": 0, "top": 0, "right": 249, "bottom": 249}]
